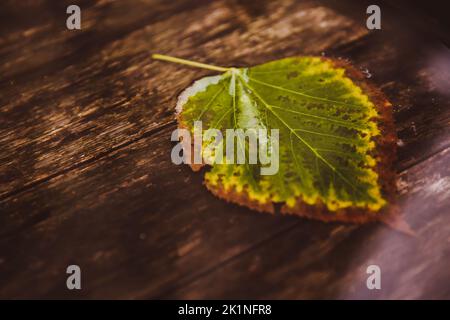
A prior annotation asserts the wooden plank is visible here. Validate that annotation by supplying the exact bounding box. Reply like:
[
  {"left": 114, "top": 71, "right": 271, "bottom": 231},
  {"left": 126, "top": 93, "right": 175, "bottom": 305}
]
[
  {"left": 0, "top": 1, "right": 440, "bottom": 196},
  {"left": 0, "top": 0, "right": 449, "bottom": 299},
  {"left": 0, "top": 0, "right": 207, "bottom": 82},
  {"left": 0, "top": 0, "right": 213, "bottom": 196},
  {"left": 164, "top": 148, "right": 450, "bottom": 299},
  {"left": 1, "top": 130, "right": 448, "bottom": 299},
  {"left": 327, "top": 32, "right": 450, "bottom": 169},
  {"left": 0, "top": 126, "right": 299, "bottom": 299},
  {"left": 4, "top": 0, "right": 449, "bottom": 198}
]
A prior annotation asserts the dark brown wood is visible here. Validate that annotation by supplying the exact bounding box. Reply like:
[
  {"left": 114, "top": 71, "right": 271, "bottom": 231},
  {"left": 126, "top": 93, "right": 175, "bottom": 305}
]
[
  {"left": 167, "top": 148, "right": 450, "bottom": 299},
  {"left": 0, "top": 0, "right": 449, "bottom": 299}
]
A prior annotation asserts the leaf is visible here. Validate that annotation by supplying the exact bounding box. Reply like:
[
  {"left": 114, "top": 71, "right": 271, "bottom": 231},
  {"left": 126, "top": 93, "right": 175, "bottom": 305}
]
[{"left": 153, "top": 54, "right": 397, "bottom": 224}]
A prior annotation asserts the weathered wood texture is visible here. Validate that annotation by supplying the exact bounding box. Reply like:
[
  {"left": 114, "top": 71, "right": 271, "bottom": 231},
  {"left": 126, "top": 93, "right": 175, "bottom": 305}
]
[{"left": 0, "top": 0, "right": 449, "bottom": 299}]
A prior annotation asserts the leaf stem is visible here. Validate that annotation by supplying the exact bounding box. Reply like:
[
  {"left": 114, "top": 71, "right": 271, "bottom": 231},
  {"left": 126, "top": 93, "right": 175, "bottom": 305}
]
[{"left": 152, "top": 54, "right": 231, "bottom": 72}]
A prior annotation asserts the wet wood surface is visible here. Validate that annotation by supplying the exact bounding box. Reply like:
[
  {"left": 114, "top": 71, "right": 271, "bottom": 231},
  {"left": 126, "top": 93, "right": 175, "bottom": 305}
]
[{"left": 0, "top": 0, "right": 449, "bottom": 299}]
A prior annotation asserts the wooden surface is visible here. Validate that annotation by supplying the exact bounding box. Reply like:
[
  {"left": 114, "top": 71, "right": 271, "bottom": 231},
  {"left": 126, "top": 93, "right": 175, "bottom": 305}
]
[{"left": 0, "top": 0, "right": 449, "bottom": 299}]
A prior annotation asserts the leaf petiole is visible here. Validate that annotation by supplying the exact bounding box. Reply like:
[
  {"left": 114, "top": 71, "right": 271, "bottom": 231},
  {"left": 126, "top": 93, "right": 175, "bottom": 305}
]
[{"left": 152, "top": 54, "right": 231, "bottom": 72}]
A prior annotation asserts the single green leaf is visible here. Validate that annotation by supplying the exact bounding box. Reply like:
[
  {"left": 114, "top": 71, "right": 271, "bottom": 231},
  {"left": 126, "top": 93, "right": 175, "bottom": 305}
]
[{"left": 153, "top": 54, "right": 396, "bottom": 222}]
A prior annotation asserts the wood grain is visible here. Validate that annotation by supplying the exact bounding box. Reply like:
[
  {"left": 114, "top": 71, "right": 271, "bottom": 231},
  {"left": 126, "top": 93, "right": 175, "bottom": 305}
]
[
  {"left": 1, "top": 0, "right": 374, "bottom": 197},
  {"left": 0, "top": 0, "right": 449, "bottom": 299},
  {"left": 166, "top": 148, "right": 450, "bottom": 299}
]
